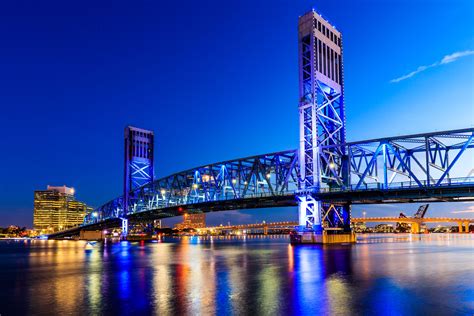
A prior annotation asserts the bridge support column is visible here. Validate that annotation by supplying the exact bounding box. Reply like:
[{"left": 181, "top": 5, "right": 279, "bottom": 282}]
[
  {"left": 411, "top": 222, "right": 420, "bottom": 234},
  {"left": 121, "top": 218, "right": 128, "bottom": 239},
  {"left": 463, "top": 222, "right": 469, "bottom": 233},
  {"left": 293, "top": 199, "right": 355, "bottom": 244},
  {"left": 293, "top": 12, "right": 354, "bottom": 245},
  {"left": 458, "top": 222, "right": 463, "bottom": 233},
  {"left": 297, "top": 195, "right": 322, "bottom": 232},
  {"left": 263, "top": 226, "right": 268, "bottom": 235}
]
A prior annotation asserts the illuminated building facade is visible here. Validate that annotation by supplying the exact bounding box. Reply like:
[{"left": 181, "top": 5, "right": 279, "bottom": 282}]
[
  {"left": 33, "top": 185, "right": 92, "bottom": 234},
  {"left": 175, "top": 213, "right": 206, "bottom": 230}
]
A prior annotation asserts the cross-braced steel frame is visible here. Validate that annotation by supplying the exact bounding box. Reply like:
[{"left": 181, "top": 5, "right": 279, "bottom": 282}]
[
  {"left": 84, "top": 150, "right": 300, "bottom": 224},
  {"left": 344, "top": 128, "right": 474, "bottom": 191},
  {"left": 297, "top": 12, "right": 348, "bottom": 232},
  {"left": 83, "top": 128, "right": 474, "bottom": 227}
]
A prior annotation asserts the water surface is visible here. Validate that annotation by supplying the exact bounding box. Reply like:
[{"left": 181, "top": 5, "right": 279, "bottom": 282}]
[{"left": 0, "top": 234, "right": 473, "bottom": 315}]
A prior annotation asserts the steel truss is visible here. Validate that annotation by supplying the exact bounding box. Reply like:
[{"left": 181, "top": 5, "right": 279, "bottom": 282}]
[
  {"left": 84, "top": 129, "right": 474, "bottom": 226},
  {"left": 341, "top": 128, "right": 474, "bottom": 191},
  {"left": 85, "top": 150, "right": 299, "bottom": 224}
]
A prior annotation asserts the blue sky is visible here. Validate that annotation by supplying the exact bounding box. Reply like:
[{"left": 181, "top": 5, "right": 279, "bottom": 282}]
[{"left": 0, "top": 0, "right": 473, "bottom": 227}]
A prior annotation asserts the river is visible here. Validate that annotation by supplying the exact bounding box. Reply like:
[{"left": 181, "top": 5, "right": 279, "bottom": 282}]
[{"left": 0, "top": 234, "right": 473, "bottom": 315}]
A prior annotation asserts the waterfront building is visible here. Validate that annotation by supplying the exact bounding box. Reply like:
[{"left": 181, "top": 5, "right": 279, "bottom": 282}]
[
  {"left": 352, "top": 222, "right": 367, "bottom": 233},
  {"left": 33, "top": 185, "right": 92, "bottom": 234},
  {"left": 175, "top": 213, "right": 206, "bottom": 230},
  {"left": 374, "top": 224, "right": 395, "bottom": 233}
]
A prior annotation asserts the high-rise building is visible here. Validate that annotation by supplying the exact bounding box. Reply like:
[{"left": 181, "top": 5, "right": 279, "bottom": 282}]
[
  {"left": 33, "top": 185, "right": 92, "bottom": 234},
  {"left": 175, "top": 213, "right": 206, "bottom": 230}
]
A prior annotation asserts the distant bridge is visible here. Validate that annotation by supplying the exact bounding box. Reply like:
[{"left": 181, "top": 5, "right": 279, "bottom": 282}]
[
  {"left": 352, "top": 217, "right": 474, "bottom": 233},
  {"left": 200, "top": 221, "right": 299, "bottom": 235}
]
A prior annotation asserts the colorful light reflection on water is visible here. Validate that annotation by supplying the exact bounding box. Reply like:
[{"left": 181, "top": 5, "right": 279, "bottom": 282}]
[{"left": 0, "top": 234, "right": 473, "bottom": 315}]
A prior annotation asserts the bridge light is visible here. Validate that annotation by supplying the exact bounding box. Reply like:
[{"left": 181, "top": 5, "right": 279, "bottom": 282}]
[
  {"left": 244, "top": 181, "right": 248, "bottom": 185},
  {"left": 92, "top": 212, "right": 98, "bottom": 218},
  {"left": 266, "top": 173, "right": 271, "bottom": 179},
  {"left": 192, "top": 184, "right": 198, "bottom": 189},
  {"left": 329, "top": 162, "right": 336, "bottom": 169},
  {"left": 232, "top": 179, "right": 237, "bottom": 184},
  {"left": 160, "top": 189, "right": 166, "bottom": 195}
]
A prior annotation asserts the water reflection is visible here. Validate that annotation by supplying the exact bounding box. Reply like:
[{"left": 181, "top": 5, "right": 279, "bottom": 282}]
[
  {"left": 85, "top": 244, "right": 102, "bottom": 313},
  {"left": 0, "top": 234, "right": 473, "bottom": 315}
]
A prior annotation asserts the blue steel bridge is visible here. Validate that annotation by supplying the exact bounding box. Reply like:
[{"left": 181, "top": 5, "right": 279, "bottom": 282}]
[
  {"left": 48, "top": 11, "right": 474, "bottom": 239},
  {"left": 60, "top": 128, "right": 474, "bottom": 236}
]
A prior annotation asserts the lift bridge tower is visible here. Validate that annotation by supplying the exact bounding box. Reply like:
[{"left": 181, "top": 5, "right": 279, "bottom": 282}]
[
  {"left": 296, "top": 10, "right": 354, "bottom": 243},
  {"left": 123, "top": 126, "right": 154, "bottom": 235}
]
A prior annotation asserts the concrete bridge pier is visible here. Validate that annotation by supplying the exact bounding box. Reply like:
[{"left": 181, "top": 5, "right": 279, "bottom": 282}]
[
  {"left": 459, "top": 221, "right": 470, "bottom": 233},
  {"left": 456, "top": 221, "right": 470, "bottom": 233},
  {"left": 410, "top": 222, "right": 421, "bottom": 234}
]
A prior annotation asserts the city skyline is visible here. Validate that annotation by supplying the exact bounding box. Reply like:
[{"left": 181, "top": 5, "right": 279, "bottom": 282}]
[{"left": 1, "top": 0, "right": 473, "bottom": 227}]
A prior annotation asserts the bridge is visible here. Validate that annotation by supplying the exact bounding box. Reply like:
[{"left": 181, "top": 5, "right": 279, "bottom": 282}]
[
  {"left": 82, "top": 128, "right": 474, "bottom": 223},
  {"left": 47, "top": 10, "right": 474, "bottom": 243},
  {"left": 352, "top": 217, "right": 474, "bottom": 233},
  {"left": 196, "top": 221, "right": 299, "bottom": 235}
]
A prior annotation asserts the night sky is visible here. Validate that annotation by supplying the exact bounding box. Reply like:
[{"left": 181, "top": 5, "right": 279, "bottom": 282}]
[{"left": 0, "top": 0, "right": 473, "bottom": 227}]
